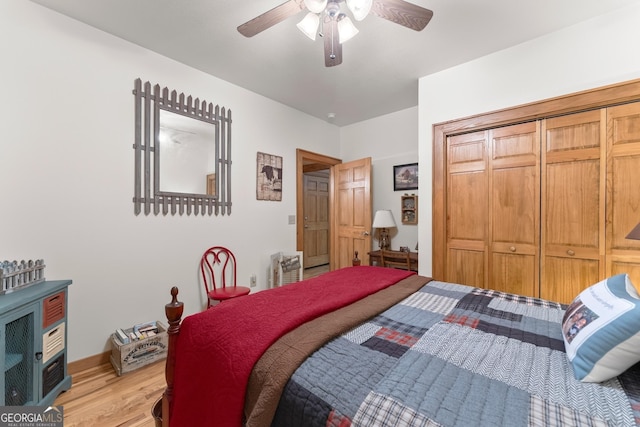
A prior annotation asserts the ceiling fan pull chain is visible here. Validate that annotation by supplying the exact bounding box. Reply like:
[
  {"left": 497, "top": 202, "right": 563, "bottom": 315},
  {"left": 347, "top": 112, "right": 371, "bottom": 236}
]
[{"left": 330, "top": 16, "right": 336, "bottom": 59}]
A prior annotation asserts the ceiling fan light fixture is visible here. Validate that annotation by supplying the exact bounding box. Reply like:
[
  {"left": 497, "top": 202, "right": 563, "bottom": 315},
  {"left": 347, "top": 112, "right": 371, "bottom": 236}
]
[
  {"left": 304, "top": 0, "right": 328, "bottom": 14},
  {"left": 346, "top": 0, "right": 372, "bottom": 21},
  {"left": 297, "top": 12, "right": 320, "bottom": 40},
  {"left": 338, "top": 16, "right": 359, "bottom": 43}
]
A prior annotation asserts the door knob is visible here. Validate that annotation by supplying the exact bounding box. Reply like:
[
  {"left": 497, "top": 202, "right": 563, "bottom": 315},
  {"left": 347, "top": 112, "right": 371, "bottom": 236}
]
[{"left": 363, "top": 231, "right": 370, "bottom": 236}]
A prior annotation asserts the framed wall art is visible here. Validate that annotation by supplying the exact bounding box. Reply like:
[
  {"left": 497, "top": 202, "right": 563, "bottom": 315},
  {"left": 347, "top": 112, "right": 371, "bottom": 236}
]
[
  {"left": 393, "top": 163, "right": 418, "bottom": 191},
  {"left": 257, "top": 152, "right": 282, "bottom": 201}
]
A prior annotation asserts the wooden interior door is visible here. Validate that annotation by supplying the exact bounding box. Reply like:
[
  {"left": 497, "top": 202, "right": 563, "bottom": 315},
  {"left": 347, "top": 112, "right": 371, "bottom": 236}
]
[
  {"left": 333, "top": 158, "right": 372, "bottom": 269},
  {"left": 489, "top": 122, "right": 540, "bottom": 297},
  {"left": 541, "top": 109, "right": 606, "bottom": 303},
  {"left": 606, "top": 101, "right": 640, "bottom": 286},
  {"left": 303, "top": 172, "right": 330, "bottom": 268},
  {"left": 296, "top": 149, "right": 342, "bottom": 270},
  {"left": 445, "top": 131, "right": 488, "bottom": 288}
]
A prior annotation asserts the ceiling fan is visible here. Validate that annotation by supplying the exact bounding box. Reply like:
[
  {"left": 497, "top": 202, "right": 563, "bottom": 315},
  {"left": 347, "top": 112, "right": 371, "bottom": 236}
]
[{"left": 237, "top": 0, "right": 433, "bottom": 67}]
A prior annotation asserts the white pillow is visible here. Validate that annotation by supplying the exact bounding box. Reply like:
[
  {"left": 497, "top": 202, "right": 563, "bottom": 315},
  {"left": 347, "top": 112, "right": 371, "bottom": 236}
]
[{"left": 562, "top": 274, "right": 640, "bottom": 382}]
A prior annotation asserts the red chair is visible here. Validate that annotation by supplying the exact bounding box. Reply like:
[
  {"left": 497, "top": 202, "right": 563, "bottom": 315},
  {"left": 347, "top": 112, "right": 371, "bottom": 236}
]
[{"left": 200, "top": 246, "right": 250, "bottom": 308}]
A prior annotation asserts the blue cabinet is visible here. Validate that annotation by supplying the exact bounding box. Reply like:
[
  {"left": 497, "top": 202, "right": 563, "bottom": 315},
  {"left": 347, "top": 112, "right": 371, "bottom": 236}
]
[{"left": 0, "top": 280, "right": 72, "bottom": 406}]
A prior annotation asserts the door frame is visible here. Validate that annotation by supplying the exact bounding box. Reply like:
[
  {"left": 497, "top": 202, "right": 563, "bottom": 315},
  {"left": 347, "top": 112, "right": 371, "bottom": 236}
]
[{"left": 296, "top": 149, "right": 342, "bottom": 268}]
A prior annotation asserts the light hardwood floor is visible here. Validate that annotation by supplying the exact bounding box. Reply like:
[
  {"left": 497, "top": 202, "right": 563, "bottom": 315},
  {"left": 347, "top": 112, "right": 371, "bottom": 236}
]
[
  {"left": 54, "top": 360, "right": 165, "bottom": 427},
  {"left": 304, "top": 264, "right": 329, "bottom": 279},
  {"left": 55, "top": 265, "right": 330, "bottom": 426}
]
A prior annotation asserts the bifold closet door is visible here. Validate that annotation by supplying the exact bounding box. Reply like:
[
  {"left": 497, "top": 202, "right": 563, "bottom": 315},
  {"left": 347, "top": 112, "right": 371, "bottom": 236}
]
[
  {"left": 541, "top": 110, "right": 606, "bottom": 304},
  {"left": 488, "top": 122, "right": 540, "bottom": 297},
  {"left": 445, "top": 131, "right": 488, "bottom": 288},
  {"left": 606, "top": 101, "right": 640, "bottom": 285}
]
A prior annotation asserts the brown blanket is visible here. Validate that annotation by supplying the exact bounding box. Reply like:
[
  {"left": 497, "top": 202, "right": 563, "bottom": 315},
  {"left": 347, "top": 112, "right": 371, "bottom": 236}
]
[{"left": 244, "top": 274, "right": 432, "bottom": 426}]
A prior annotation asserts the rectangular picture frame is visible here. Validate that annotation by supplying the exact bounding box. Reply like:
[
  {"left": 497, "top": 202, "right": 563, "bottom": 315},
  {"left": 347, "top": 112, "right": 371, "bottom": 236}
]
[
  {"left": 393, "top": 163, "right": 418, "bottom": 191},
  {"left": 256, "top": 152, "right": 283, "bottom": 201}
]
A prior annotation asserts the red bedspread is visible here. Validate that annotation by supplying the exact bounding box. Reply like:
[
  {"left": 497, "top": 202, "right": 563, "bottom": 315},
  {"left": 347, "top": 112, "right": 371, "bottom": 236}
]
[{"left": 170, "top": 266, "right": 414, "bottom": 427}]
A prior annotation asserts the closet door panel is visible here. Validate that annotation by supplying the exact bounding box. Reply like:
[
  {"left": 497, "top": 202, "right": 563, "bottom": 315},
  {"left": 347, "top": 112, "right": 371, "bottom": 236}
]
[
  {"left": 544, "top": 160, "right": 600, "bottom": 248},
  {"left": 609, "top": 155, "right": 640, "bottom": 248},
  {"left": 541, "top": 257, "right": 600, "bottom": 303},
  {"left": 541, "top": 110, "right": 605, "bottom": 304},
  {"left": 447, "top": 248, "right": 485, "bottom": 288},
  {"left": 611, "top": 262, "right": 640, "bottom": 281},
  {"left": 446, "top": 131, "right": 488, "bottom": 287},
  {"left": 491, "top": 252, "right": 536, "bottom": 296},
  {"left": 607, "top": 102, "right": 640, "bottom": 286},
  {"left": 544, "top": 110, "right": 601, "bottom": 152},
  {"left": 489, "top": 122, "right": 539, "bottom": 297},
  {"left": 492, "top": 167, "right": 536, "bottom": 244},
  {"left": 448, "top": 172, "right": 486, "bottom": 241}
]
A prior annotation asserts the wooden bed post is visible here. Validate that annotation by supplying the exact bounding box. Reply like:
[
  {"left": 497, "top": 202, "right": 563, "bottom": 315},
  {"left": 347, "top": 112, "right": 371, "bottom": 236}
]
[{"left": 162, "top": 286, "right": 183, "bottom": 427}]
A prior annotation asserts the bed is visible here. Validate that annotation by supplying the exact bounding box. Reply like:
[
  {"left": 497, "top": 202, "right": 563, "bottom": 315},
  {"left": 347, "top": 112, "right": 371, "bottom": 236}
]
[{"left": 157, "top": 266, "right": 640, "bottom": 427}]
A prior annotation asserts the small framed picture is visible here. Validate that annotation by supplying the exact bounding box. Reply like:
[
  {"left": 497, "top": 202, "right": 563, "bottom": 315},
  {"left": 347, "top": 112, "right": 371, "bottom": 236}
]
[
  {"left": 393, "top": 163, "right": 418, "bottom": 191},
  {"left": 257, "top": 152, "right": 283, "bottom": 201}
]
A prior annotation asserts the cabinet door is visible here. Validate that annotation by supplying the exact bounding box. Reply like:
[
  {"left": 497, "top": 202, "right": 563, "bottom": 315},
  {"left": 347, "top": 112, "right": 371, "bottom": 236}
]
[
  {"left": 541, "top": 110, "right": 605, "bottom": 303},
  {"left": 489, "top": 122, "right": 540, "bottom": 297},
  {"left": 446, "top": 131, "right": 488, "bottom": 288},
  {"left": 606, "top": 102, "right": 640, "bottom": 285},
  {"left": 1, "top": 303, "right": 38, "bottom": 406},
  {"left": 401, "top": 195, "right": 417, "bottom": 224}
]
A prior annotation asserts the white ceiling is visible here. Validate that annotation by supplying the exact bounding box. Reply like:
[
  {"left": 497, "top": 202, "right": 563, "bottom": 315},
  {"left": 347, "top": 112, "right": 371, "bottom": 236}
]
[{"left": 30, "top": 0, "right": 640, "bottom": 126}]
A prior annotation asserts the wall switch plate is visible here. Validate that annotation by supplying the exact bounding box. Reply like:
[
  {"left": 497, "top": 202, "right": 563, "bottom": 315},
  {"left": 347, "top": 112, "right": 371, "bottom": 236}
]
[{"left": 288, "top": 215, "right": 296, "bottom": 225}]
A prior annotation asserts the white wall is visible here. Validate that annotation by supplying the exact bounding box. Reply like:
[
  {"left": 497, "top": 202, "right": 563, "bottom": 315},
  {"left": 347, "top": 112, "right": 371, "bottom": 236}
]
[
  {"left": 418, "top": 2, "right": 640, "bottom": 277},
  {"left": 0, "top": 0, "right": 340, "bottom": 361},
  {"left": 341, "top": 107, "right": 419, "bottom": 252}
]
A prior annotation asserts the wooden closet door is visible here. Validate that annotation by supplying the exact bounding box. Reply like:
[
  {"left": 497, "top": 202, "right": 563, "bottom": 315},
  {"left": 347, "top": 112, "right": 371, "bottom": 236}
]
[
  {"left": 446, "top": 131, "right": 488, "bottom": 288},
  {"left": 606, "top": 102, "right": 640, "bottom": 286},
  {"left": 489, "top": 122, "right": 540, "bottom": 297},
  {"left": 541, "top": 110, "right": 606, "bottom": 304}
]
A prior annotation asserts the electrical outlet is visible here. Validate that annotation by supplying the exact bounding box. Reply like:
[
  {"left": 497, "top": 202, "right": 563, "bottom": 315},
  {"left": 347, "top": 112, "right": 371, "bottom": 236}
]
[{"left": 250, "top": 274, "right": 257, "bottom": 287}]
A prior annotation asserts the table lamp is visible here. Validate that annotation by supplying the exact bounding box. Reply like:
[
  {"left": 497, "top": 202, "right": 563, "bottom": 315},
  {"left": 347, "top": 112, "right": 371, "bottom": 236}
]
[
  {"left": 372, "top": 210, "right": 396, "bottom": 250},
  {"left": 626, "top": 222, "right": 640, "bottom": 240}
]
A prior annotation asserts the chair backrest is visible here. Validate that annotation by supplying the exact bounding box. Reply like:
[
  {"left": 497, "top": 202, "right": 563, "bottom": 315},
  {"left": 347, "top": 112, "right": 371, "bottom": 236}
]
[
  {"left": 380, "top": 249, "right": 412, "bottom": 270},
  {"left": 200, "top": 246, "right": 237, "bottom": 293}
]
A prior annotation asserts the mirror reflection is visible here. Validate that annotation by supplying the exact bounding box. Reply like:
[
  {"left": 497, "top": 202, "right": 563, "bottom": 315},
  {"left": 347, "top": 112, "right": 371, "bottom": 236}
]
[
  {"left": 159, "top": 109, "right": 216, "bottom": 195},
  {"left": 133, "top": 78, "right": 231, "bottom": 216}
]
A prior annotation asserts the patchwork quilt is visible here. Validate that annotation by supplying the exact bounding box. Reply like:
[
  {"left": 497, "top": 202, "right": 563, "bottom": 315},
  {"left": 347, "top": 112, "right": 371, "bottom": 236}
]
[{"left": 272, "top": 281, "right": 640, "bottom": 427}]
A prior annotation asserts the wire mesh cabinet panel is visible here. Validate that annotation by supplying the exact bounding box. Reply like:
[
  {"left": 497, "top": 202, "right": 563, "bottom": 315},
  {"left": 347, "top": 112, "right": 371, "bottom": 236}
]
[
  {"left": 0, "top": 280, "right": 72, "bottom": 406},
  {"left": 2, "top": 306, "right": 36, "bottom": 405}
]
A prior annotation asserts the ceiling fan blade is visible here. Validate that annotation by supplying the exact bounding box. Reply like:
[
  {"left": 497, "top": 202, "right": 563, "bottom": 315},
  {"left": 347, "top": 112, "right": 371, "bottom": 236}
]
[
  {"left": 324, "top": 19, "right": 342, "bottom": 67},
  {"left": 237, "top": 0, "right": 306, "bottom": 37},
  {"left": 371, "top": 0, "right": 433, "bottom": 31}
]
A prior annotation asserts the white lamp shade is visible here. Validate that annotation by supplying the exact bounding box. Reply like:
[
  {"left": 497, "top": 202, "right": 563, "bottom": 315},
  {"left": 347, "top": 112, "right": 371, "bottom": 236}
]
[
  {"left": 297, "top": 13, "right": 320, "bottom": 40},
  {"left": 627, "top": 222, "right": 640, "bottom": 240},
  {"left": 304, "top": 0, "right": 328, "bottom": 14},
  {"left": 338, "top": 16, "right": 359, "bottom": 43},
  {"left": 372, "top": 210, "right": 396, "bottom": 228},
  {"left": 346, "top": 0, "right": 372, "bottom": 21}
]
